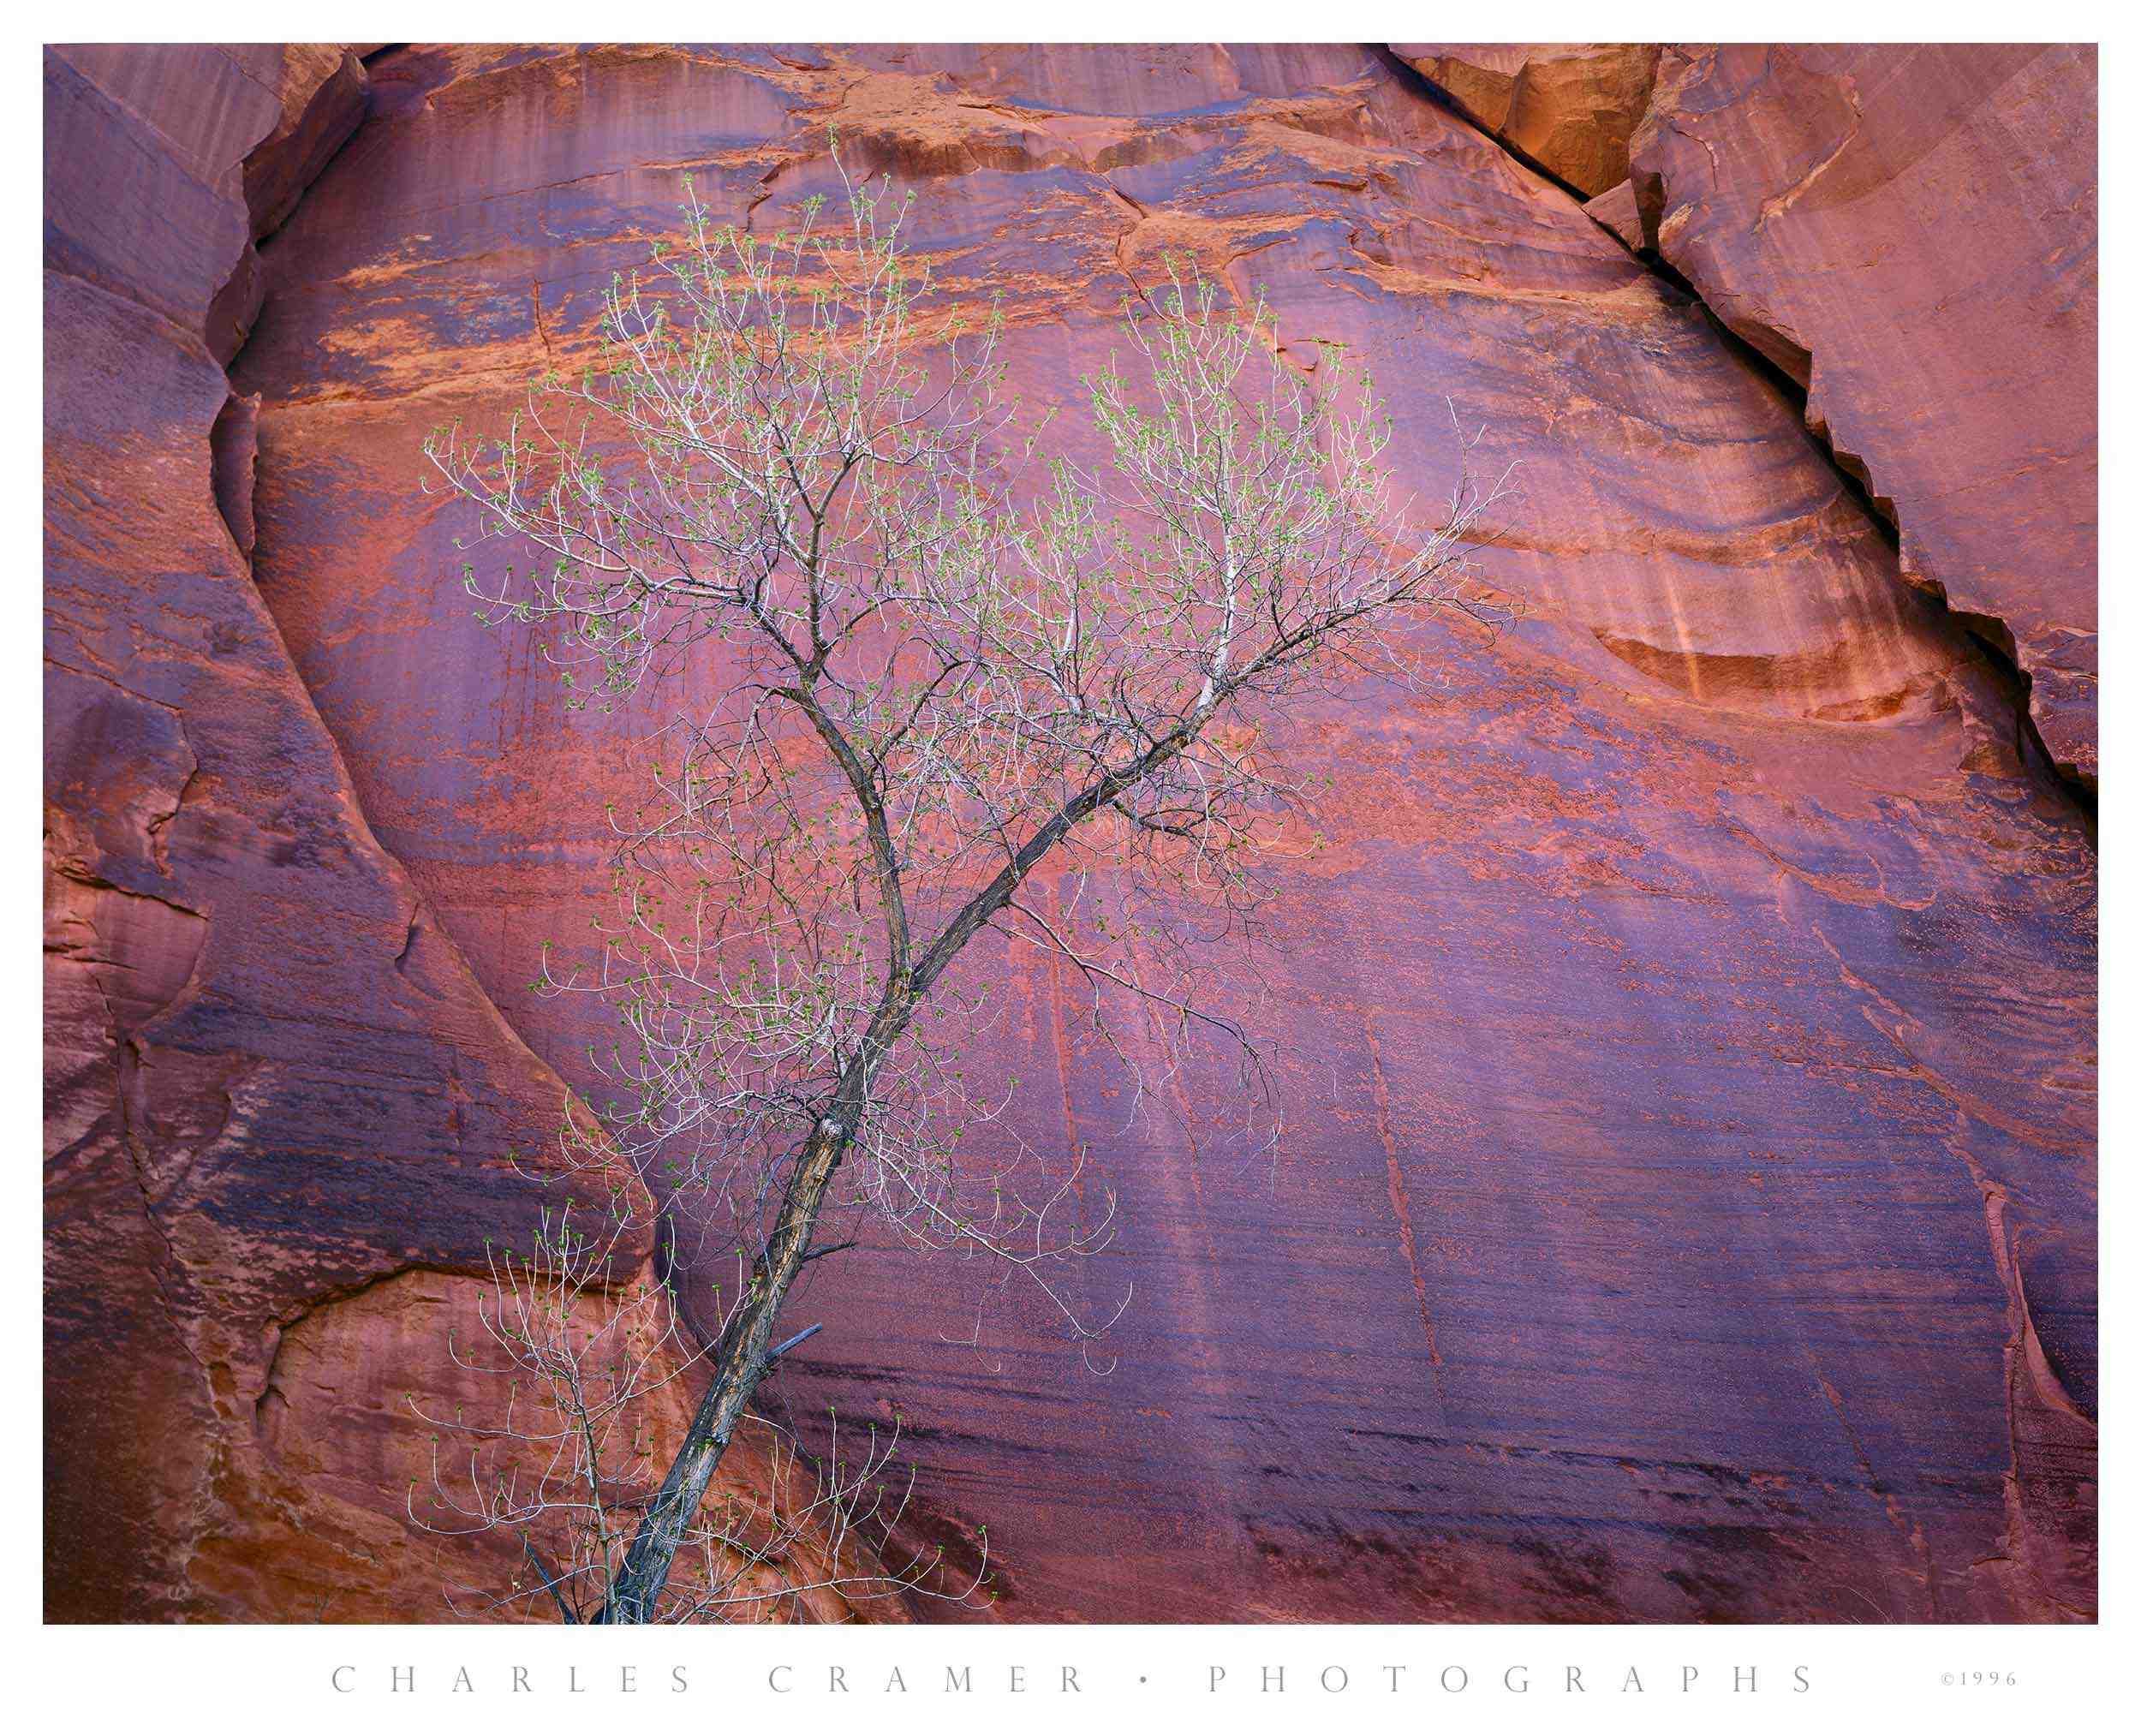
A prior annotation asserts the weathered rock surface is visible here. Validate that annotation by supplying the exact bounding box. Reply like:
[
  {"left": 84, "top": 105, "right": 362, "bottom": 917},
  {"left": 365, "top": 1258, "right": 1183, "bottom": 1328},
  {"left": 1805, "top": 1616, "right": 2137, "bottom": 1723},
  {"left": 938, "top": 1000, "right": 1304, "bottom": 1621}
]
[
  {"left": 45, "top": 43, "right": 362, "bottom": 366},
  {"left": 224, "top": 44, "right": 2096, "bottom": 1622},
  {"left": 44, "top": 43, "right": 867, "bottom": 1623},
  {"left": 243, "top": 45, "right": 373, "bottom": 242},
  {"left": 1583, "top": 177, "right": 1643, "bottom": 251},
  {"left": 1393, "top": 44, "right": 1660, "bottom": 197},
  {"left": 1629, "top": 45, "right": 2098, "bottom": 788}
]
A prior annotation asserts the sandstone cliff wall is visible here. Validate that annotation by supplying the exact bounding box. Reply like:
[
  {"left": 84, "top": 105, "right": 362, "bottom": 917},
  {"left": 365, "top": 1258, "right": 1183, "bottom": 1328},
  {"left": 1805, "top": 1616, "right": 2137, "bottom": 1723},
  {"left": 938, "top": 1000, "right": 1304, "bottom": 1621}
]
[{"left": 48, "top": 42, "right": 2096, "bottom": 1622}]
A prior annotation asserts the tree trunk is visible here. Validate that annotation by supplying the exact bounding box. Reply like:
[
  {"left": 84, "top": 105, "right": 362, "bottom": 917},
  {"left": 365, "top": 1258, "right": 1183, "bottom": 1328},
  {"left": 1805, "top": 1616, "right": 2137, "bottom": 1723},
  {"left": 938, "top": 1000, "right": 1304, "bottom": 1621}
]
[
  {"left": 596, "top": 1115, "right": 849, "bottom": 1623},
  {"left": 588, "top": 732, "right": 1183, "bottom": 1621}
]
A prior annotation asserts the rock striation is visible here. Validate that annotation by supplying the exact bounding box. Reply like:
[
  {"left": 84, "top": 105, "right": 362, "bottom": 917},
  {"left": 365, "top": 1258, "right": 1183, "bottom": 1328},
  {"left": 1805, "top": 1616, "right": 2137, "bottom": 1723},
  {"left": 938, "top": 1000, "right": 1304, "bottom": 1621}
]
[
  {"left": 1629, "top": 45, "right": 2097, "bottom": 788},
  {"left": 50, "top": 42, "right": 2096, "bottom": 1623}
]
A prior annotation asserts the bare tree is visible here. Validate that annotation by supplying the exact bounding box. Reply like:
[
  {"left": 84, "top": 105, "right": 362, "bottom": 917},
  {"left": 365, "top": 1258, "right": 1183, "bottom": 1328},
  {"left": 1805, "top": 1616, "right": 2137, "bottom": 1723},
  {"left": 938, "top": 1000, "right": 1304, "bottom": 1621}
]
[{"left": 425, "top": 161, "right": 1512, "bottom": 1623}]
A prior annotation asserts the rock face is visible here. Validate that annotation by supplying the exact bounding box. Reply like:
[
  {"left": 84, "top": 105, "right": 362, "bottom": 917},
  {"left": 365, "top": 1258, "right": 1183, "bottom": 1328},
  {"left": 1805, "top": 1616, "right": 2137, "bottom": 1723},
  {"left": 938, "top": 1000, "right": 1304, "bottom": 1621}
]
[
  {"left": 221, "top": 43, "right": 2096, "bottom": 1623},
  {"left": 1629, "top": 45, "right": 2098, "bottom": 788},
  {"left": 45, "top": 45, "right": 367, "bottom": 368},
  {"left": 242, "top": 45, "right": 372, "bottom": 242},
  {"left": 44, "top": 44, "right": 869, "bottom": 1624},
  {"left": 1582, "top": 177, "right": 1643, "bottom": 251},
  {"left": 50, "top": 42, "right": 2095, "bottom": 1624},
  {"left": 1393, "top": 44, "right": 1660, "bottom": 196}
]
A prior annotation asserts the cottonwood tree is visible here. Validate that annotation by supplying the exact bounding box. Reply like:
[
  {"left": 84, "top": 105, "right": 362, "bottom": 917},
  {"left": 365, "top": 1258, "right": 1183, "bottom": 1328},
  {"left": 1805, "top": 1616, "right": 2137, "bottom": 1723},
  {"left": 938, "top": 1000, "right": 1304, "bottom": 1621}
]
[{"left": 425, "top": 164, "right": 1510, "bottom": 1623}]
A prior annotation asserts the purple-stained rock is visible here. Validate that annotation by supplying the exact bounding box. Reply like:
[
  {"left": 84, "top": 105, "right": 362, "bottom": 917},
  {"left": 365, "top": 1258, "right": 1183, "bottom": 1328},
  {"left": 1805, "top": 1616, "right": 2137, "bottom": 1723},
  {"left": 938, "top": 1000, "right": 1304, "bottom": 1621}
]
[{"left": 224, "top": 44, "right": 2095, "bottom": 1622}]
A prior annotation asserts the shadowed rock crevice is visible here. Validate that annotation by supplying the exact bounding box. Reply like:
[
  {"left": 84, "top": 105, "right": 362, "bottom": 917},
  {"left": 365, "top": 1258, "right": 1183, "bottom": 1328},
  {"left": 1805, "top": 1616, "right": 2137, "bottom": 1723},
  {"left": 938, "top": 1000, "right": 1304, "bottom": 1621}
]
[
  {"left": 209, "top": 391, "right": 260, "bottom": 557},
  {"left": 1386, "top": 43, "right": 1661, "bottom": 200},
  {"left": 1623, "top": 44, "right": 2096, "bottom": 793},
  {"left": 1634, "top": 233, "right": 2091, "bottom": 822},
  {"left": 1391, "top": 43, "right": 2093, "bottom": 829},
  {"left": 1642, "top": 249, "right": 2089, "bottom": 822}
]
